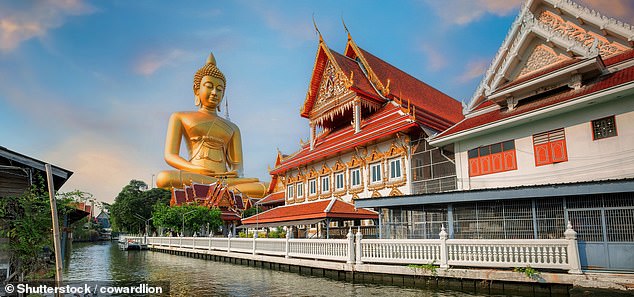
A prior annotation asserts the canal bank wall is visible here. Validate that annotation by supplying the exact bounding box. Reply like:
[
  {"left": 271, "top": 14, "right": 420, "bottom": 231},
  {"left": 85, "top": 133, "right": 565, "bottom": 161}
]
[{"left": 147, "top": 244, "right": 634, "bottom": 296}]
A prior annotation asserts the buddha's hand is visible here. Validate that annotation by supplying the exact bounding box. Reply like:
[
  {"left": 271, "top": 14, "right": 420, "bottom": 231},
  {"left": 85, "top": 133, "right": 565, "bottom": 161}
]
[{"left": 211, "top": 170, "right": 238, "bottom": 178}]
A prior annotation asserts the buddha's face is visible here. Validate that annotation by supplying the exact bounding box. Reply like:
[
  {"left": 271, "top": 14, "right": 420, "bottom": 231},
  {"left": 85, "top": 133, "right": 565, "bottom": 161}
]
[{"left": 197, "top": 76, "right": 224, "bottom": 110}]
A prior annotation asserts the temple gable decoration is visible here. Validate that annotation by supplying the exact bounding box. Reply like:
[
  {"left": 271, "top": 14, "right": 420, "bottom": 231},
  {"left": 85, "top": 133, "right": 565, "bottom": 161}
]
[{"left": 466, "top": 0, "right": 634, "bottom": 113}]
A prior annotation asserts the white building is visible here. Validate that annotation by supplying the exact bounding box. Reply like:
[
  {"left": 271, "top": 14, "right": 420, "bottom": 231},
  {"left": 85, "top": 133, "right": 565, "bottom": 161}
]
[{"left": 355, "top": 0, "right": 634, "bottom": 271}]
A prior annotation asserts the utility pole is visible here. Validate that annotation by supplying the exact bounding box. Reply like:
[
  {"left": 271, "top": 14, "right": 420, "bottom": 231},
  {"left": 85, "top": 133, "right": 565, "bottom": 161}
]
[{"left": 45, "top": 164, "right": 63, "bottom": 296}]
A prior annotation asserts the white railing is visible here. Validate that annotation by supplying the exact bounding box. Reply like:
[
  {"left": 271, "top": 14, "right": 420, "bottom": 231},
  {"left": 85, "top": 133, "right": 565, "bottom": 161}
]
[
  {"left": 135, "top": 222, "right": 582, "bottom": 274},
  {"left": 359, "top": 239, "right": 440, "bottom": 264},
  {"left": 288, "top": 238, "right": 350, "bottom": 262},
  {"left": 446, "top": 239, "right": 570, "bottom": 269}
]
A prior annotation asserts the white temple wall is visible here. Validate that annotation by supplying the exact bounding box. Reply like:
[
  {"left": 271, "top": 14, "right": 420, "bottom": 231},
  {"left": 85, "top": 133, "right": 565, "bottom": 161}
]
[
  {"left": 283, "top": 137, "right": 411, "bottom": 205},
  {"left": 455, "top": 94, "right": 634, "bottom": 190}
]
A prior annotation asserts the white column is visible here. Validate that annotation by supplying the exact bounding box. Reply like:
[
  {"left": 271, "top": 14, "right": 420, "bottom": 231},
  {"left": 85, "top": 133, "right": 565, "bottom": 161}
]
[
  {"left": 347, "top": 228, "right": 355, "bottom": 264},
  {"left": 253, "top": 231, "right": 258, "bottom": 255},
  {"left": 355, "top": 227, "right": 363, "bottom": 264},
  {"left": 353, "top": 98, "right": 361, "bottom": 133},
  {"left": 310, "top": 122, "right": 316, "bottom": 150},
  {"left": 439, "top": 225, "right": 449, "bottom": 269},
  {"left": 285, "top": 228, "right": 291, "bottom": 259},
  {"left": 564, "top": 221, "right": 582, "bottom": 274}
]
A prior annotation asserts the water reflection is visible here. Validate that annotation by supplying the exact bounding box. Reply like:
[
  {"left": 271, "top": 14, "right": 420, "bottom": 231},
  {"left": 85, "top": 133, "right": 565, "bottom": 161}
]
[{"left": 64, "top": 242, "right": 497, "bottom": 297}]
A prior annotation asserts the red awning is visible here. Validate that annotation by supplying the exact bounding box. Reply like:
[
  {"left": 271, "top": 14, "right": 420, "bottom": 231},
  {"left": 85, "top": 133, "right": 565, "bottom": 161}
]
[{"left": 241, "top": 198, "right": 377, "bottom": 226}]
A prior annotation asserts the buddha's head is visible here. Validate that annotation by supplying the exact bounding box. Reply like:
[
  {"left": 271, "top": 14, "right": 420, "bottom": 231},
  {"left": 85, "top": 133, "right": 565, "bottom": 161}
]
[{"left": 193, "top": 53, "right": 226, "bottom": 110}]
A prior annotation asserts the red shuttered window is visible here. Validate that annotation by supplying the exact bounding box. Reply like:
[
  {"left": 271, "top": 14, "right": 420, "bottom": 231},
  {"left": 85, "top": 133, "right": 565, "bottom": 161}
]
[
  {"left": 533, "top": 128, "right": 568, "bottom": 166},
  {"left": 468, "top": 140, "right": 517, "bottom": 177}
]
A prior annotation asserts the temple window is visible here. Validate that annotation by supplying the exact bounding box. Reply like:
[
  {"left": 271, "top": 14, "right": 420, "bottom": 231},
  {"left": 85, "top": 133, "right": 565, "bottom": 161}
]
[
  {"left": 286, "top": 184, "right": 294, "bottom": 199},
  {"left": 370, "top": 162, "right": 382, "bottom": 184},
  {"left": 296, "top": 182, "right": 304, "bottom": 198},
  {"left": 469, "top": 140, "right": 517, "bottom": 176},
  {"left": 533, "top": 128, "right": 568, "bottom": 166},
  {"left": 308, "top": 179, "right": 317, "bottom": 196},
  {"left": 592, "top": 116, "right": 617, "bottom": 140},
  {"left": 335, "top": 172, "right": 345, "bottom": 191},
  {"left": 321, "top": 176, "right": 330, "bottom": 193},
  {"left": 388, "top": 158, "right": 402, "bottom": 181},
  {"left": 350, "top": 167, "right": 361, "bottom": 188}
]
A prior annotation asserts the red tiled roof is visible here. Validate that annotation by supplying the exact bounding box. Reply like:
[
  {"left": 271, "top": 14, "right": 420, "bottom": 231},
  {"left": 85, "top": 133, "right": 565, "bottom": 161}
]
[
  {"left": 330, "top": 51, "right": 382, "bottom": 102},
  {"left": 192, "top": 183, "right": 210, "bottom": 198},
  {"left": 470, "top": 49, "right": 634, "bottom": 113},
  {"left": 355, "top": 47, "right": 463, "bottom": 128},
  {"left": 221, "top": 210, "right": 241, "bottom": 221},
  {"left": 270, "top": 104, "right": 418, "bottom": 174},
  {"left": 256, "top": 191, "right": 285, "bottom": 206},
  {"left": 185, "top": 186, "right": 194, "bottom": 203},
  {"left": 604, "top": 49, "right": 634, "bottom": 66},
  {"left": 171, "top": 188, "right": 186, "bottom": 206},
  {"left": 434, "top": 64, "right": 634, "bottom": 140},
  {"left": 472, "top": 99, "right": 496, "bottom": 111},
  {"left": 241, "top": 198, "right": 377, "bottom": 225}
]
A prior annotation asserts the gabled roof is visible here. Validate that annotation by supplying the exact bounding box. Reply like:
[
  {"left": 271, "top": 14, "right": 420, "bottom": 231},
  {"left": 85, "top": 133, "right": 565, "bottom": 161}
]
[
  {"left": 300, "top": 39, "right": 386, "bottom": 119},
  {"left": 241, "top": 198, "right": 377, "bottom": 225},
  {"left": 431, "top": 62, "right": 634, "bottom": 145},
  {"left": 256, "top": 191, "right": 285, "bottom": 206},
  {"left": 467, "top": 0, "right": 634, "bottom": 113},
  {"left": 271, "top": 103, "right": 418, "bottom": 174},
  {"left": 301, "top": 35, "right": 463, "bottom": 132},
  {"left": 170, "top": 188, "right": 187, "bottom": 206},
  {"left": 345, "top": 43, "right": 463, "bottom": 127}
]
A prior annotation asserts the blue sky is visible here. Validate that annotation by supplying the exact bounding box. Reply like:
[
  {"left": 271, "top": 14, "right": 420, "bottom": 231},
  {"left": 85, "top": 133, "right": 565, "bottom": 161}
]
[{"left": 1, "top": 0, "right": 631, "bottom": 203}]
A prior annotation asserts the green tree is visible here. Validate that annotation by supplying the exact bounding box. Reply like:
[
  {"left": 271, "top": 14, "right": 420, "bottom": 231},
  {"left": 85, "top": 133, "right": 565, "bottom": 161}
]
[
  {"left": 0, "top": 180, "right": 91, "bottom": 280},
  {"left": 109, "top": 180, "right": 170, "bottom": 233},
  {"left": 152, "top": 204, "right": 222, "bottom": 235},
  {"left": 242, "top": 206, "right": 263, "bottom": 218}
]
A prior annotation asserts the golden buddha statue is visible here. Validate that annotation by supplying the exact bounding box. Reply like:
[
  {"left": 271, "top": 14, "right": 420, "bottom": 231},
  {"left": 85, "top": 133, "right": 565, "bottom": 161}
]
[{"left": 156, "top": 53, "right": 268, "bottom": 198}]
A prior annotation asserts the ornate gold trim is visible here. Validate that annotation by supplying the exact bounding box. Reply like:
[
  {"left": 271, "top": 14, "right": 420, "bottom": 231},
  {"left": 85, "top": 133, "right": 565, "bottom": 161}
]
[
  {"left": 365, "top": 147, "right": 384, "bottom": 163},
  {"left": 389, "top": 187, "right": 403, "bottom": 196},
  {"left": 371, "top": 190, "right": 381, "bottom": 198}
]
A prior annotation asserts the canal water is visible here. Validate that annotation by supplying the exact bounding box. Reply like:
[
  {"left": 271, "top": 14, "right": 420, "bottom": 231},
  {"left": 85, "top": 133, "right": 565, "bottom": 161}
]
[{"left": 63, "top": 241, "right": 508, "bottom": 297}]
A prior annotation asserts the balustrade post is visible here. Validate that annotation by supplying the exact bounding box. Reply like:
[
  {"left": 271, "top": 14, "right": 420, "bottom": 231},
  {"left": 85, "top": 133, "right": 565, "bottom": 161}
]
[
  {"left": 253, "top": 231, "right": 258, "bottom": 255},
  {"left": 285, "top": 228, "right": 291, "bottom": 259},
  {"left": 346, "top": 228, "right": 355, "bottom": 264},
  {"left": 439, "top": 225, "right": 449, "bottom": 269},
  {"left": 227, "top": 233, "right": 232, "bottom": 252},
  {"left": 179, "top": 237, "right": 182, "bottom": 248},
  {"left": 355, "top": 227, "right": 363, "bottom": 264},
  {"left": 564, "top": 221, "right": 582, "bottom": 274}
]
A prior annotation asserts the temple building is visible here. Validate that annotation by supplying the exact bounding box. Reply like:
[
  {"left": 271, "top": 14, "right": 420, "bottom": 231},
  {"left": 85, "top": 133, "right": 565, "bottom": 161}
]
[
  {"left": 355, "top": 0, "right": 634, "bottom": 271},
  {"left": 242, "top": 30, "right": 464, "bottom": 237}
]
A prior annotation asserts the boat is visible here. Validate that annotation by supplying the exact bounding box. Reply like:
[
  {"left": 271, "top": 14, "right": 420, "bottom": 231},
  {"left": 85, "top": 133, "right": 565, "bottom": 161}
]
[{"left": 118, "top": 238, "right": 148, "bottom": 250}]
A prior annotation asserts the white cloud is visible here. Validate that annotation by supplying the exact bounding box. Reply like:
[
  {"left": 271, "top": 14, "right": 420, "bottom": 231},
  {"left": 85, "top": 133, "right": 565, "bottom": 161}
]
[
  {"left": 419, "top": 43, "right": 447, "bottom": 71},
  {"left": 424, "top": 0, "right": 523, "bottom": 25},
  {"left": 134, "top": 49, "right": 187, "bottom": 76},
  {"left": 457, "top": 58, "right": 489, "bottom": 83},
  {"left": 0, "top": 0, "right": 95, "bottom": 51}
]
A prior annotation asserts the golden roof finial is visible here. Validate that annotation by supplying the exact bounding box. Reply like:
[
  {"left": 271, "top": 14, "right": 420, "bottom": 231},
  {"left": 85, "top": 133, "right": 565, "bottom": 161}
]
[
  {"left": 312, "top": 14, "right": 323, "bottom": 43},
  {"left": 342, "top": 17, "right": 352, "bottom": 41}
]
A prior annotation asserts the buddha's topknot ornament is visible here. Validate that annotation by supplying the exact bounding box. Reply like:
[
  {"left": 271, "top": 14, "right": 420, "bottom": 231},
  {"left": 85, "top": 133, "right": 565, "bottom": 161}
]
[{"left": 193, "top": 52, "right": 226, "bottom": 94}]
